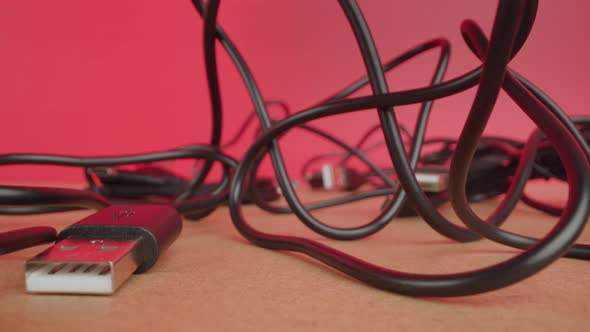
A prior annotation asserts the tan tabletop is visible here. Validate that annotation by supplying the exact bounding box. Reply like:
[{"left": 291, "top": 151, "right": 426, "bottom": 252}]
[{"left": 1, "top": 183, "right": 589, "bottom": 331}]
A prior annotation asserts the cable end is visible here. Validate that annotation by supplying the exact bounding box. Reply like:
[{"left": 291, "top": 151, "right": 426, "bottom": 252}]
[{"left": 415, "top": 168, "right": 448, "bottom": 193}]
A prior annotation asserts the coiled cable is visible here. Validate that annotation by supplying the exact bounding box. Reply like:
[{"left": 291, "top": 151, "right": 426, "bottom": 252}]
[{"left": 199, "top": 0, "right": 590, "bottom": 296}]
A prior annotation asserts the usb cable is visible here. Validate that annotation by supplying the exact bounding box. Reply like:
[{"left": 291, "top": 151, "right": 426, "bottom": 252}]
[{"left": 24, "top": 205, "right": 181, "bottom": 295}]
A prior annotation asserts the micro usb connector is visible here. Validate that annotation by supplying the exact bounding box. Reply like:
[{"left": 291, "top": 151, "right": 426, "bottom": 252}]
[{"left": 25, "top": 205, "right": 182, "bottom": 295}]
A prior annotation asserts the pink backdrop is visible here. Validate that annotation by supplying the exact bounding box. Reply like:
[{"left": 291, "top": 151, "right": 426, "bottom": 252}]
[{"left": 1, "top": 1, "right": 588, "bottom": 183}]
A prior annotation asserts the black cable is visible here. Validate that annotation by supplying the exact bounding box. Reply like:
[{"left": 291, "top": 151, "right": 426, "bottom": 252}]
[
  {"left": 0, "top": 185, "right": 110, "bottom": 210},
  {"left": 0, "top": 206, "right": 86, "bottom": 215},
  {"left": 177, "top": 0, "right": 226, "bottom": 201},
  {"left": 222, "top": 0, "right": 590, "bottom": 296},
  {"left": 0, "top": 147, "right": 238, "bottom": 217},
  {"left": 447, "top": 19, "right": 590, "bottom": 259}
]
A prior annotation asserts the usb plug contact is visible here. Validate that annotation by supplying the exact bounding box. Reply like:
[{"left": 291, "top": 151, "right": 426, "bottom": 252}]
[
  {"left": 25, "top": 205, "right": 182, "bottom": 295},
  {"left": 26, "top": 239, "right": 140, "bottom": 294}
]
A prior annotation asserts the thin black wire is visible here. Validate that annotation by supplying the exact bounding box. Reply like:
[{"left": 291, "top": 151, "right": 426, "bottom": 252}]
[
  {"left": 0, "top": 147, "right": 238, "bottom": 216},
  {"left": 176, "top": 0, "right": 227, "bottom": 202},
  {"left": 222, "top": 100, "right": 292, "bottom": 149},
  {"left": 300, "top": 123, "right": 412, "bottom": 178},
  {"left": 246, "top": 123, "right": 397, "bottom": 215}
]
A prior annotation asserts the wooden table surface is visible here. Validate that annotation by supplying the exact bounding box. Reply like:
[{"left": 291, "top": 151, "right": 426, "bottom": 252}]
[{"left": 1, "top": 183, "right": 589, "bottom": 331}]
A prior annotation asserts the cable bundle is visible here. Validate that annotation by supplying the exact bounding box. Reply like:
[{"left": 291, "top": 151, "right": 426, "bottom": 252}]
[
  {"left": 199, "top": 0, "right": 590, "bottom": 296},
  {"left": 1, "top": 0, "right": 589, "bottom": 297}
]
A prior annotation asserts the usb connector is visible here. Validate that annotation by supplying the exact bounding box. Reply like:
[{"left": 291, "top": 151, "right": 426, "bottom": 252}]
[
  {"left": 25, "top": 205, "right": 182, "bottom": 295},
  {"left": 25, "top": 238, "right": 140, "bottom": 294},
  {"left": 415, "top": 169, "right": 448, "bottom": 193}
]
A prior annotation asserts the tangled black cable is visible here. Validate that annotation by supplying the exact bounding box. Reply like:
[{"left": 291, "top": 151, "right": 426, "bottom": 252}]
[
  {"left": 1, "top": 0, "right": 589, "bottom": 297},
  {"left": 196, "top": 0, "right": 590, "bottom": 296}
]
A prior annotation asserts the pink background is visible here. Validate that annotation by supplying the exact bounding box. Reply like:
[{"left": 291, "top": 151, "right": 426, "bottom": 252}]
[{"left": 1, "top": 1, "right": 588, "bottom": 183}]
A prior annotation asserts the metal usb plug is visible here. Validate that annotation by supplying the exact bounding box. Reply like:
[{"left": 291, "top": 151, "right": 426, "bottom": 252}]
[
  {"left": 25, "top": 238, "right": 140, "bottom": 294},
  {"left": 24, "top": 205, "right": 182, "bottom": 295}
]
